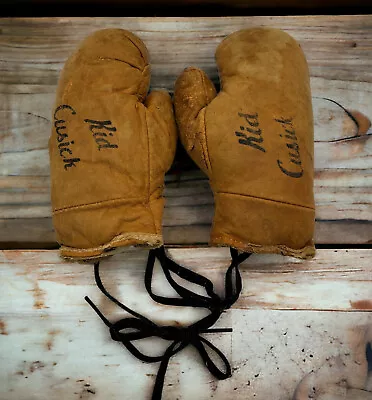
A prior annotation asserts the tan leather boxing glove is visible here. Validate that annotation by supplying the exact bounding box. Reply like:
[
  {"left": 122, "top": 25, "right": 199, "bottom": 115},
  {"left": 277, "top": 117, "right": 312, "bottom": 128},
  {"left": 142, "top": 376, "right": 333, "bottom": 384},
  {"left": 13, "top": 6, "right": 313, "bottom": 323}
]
[
  {"left": 174, "top": 28, "right": 315, "bottom": 259},
  {"left": 49, "top": 29, "right": 177, "bottom": 260}
]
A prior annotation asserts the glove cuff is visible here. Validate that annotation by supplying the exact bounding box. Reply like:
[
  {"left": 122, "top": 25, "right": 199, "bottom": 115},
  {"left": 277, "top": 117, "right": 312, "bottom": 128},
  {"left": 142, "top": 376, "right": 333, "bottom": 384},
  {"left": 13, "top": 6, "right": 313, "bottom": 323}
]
[
  {"left": 53, "top": 195, "right": 164, "bottom": 260},
  {"left": 210, "top": 192, "right": 315, "bottom": 259}
]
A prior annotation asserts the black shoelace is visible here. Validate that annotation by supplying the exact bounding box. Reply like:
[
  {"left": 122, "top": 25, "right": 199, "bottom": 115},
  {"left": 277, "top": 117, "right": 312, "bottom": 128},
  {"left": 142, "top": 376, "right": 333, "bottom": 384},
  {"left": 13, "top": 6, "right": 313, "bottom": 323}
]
[
  {"left": 145, "top": 246, "right": 251, "bottom": 311},
  {"left": 85, "top": 246, "right": 251, "bottom": 400}
]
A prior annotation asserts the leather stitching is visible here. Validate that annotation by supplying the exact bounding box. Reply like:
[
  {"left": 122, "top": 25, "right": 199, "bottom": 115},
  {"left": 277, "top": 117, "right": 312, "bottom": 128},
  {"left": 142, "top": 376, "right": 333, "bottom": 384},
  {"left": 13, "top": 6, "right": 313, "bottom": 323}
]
[
  {"left": 216, "top": 191, "right": 315, "bottom": 211},
  {"left": 198, "top": 70, "right": 212, "bottom": 173},
  {"left": 53, "top": 196, "right": 149, "bottom": 214},
  {"left": 144, "top": 109, "right": 159, "bottom": 234}
]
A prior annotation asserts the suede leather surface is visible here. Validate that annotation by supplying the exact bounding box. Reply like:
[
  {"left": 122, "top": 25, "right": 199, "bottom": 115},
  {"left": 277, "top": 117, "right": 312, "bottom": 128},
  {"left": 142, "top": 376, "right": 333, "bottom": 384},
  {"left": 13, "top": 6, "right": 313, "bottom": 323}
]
[
  {"left": 49, "top": 29, "right": 177, "bottom": 260},
  {"left": 174, "top": 28, "right": 315, "bottom": 259}
]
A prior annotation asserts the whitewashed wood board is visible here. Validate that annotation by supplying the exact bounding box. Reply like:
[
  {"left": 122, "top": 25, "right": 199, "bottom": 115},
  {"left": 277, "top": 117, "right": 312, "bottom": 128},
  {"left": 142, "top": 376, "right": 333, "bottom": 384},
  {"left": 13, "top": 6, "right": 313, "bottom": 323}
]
[
  {"left": 1, "top": 310, "right": 371, "bottom": 400},
  {"left": 0, "top": 16, "right": 371, "bottom": 245},
  {"left": 0, "top": 248, "right": 371, "bottom": 399},
  {"left": 1, "top": 248, "right": 371, "bottom": 313}
]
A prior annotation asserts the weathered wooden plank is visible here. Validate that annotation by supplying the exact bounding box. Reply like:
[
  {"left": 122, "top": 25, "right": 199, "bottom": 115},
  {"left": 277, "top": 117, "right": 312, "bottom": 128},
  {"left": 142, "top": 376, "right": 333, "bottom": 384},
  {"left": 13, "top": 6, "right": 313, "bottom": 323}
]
[
  {"left": 0, "top": 16, "right": 371, "bottom": 245},
  {"left": 1, "top": 170, "right": 371, "bottom": 244},
  {"left": 1, "top": 16, "right": 372, "bottom": 86},
  {"left": 0, "top": 248, "right": 371, "bottom": 399},
  {"left": 1, "top": 217, "right": 371, "bottom": 247},
  {"left": 1, "top": 248, "right": 371, "bottom": 312},
  {"left": 2, "top": 0, "right": 369, "bottom": 10},
  {"left": 1, "top": 310, "right": 371, "bottom": 400}
]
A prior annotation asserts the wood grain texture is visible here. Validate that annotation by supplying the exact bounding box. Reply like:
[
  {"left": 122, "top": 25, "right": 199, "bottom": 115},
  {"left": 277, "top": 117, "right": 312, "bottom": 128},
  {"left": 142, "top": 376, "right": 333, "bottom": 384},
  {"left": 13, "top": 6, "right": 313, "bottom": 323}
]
[
  {"left": 0, "top": 248, "right": 371, "bottom": 400},
  {"left": 3, "top": 0, "right": 369, "bottom": 8},
  {"left": 0, "top": 16, "right": 371, "bottom": 245},
  {"left": 1, "top": 248, "right": 371, "bottom": 313}
]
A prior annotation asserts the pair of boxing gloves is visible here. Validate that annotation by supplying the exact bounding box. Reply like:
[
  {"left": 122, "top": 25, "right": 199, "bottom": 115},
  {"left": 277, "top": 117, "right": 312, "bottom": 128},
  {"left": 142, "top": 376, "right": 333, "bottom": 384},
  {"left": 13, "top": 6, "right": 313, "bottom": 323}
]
[{"left": 49, "top": 27, "right": 315, "bottom": 261}]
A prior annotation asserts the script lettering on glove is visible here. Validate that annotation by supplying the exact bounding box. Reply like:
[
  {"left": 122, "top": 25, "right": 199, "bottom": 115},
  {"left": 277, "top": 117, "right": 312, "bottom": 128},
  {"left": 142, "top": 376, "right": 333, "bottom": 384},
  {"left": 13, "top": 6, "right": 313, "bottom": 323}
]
[
  {"left": 235, "top": 112, "right": 304, "bottom": 179},
  {"left": 54, "top": 104, "right": 119, "bottom": 170}
]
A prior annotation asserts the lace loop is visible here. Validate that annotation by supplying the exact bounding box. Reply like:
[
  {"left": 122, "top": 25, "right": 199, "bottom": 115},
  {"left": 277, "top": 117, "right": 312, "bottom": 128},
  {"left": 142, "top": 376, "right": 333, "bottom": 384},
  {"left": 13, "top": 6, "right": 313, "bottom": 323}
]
[
  {"left": 145, "top": 247, "right": 220, "bottom": 308},
  {"left": 146, "top": 246, "right": 251, "bottom": 312}
]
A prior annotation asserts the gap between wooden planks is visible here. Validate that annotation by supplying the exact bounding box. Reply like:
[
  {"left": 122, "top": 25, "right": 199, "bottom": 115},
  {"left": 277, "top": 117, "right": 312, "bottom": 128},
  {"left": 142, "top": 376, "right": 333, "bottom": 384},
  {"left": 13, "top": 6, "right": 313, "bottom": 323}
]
[
  {"left": 0, "top": 16, "right": 371, "bottom": 246},
  {"left": 0, "top": 247, "right": 371, "bottom": 400}
]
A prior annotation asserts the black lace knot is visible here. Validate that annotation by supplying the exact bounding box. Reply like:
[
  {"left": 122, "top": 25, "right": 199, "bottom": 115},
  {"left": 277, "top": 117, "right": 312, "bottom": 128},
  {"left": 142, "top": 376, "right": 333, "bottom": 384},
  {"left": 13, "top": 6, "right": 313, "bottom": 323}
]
[
  {"left": 156, "top": 325, "right": 195, "bottom": 342},
  {"left": 108, "top": 317, "right": 156, "bottom": 342}
]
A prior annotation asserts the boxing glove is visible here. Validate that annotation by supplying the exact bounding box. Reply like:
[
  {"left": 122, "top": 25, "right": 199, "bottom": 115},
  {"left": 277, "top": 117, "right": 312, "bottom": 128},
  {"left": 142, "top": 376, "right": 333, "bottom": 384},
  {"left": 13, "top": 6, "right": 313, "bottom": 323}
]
[
  {"left": 174, "top": 28, "right": 315, "bottom": 259},
  {"left": 49, "top": 29, "right": 177, "bottom": 260}
]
